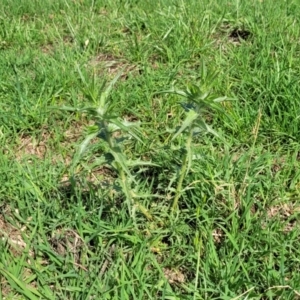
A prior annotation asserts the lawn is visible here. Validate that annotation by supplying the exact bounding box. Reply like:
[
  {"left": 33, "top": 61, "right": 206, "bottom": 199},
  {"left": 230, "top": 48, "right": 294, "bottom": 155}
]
[{"left": 1, "top": 0, "right": 300, "bottom": 299}]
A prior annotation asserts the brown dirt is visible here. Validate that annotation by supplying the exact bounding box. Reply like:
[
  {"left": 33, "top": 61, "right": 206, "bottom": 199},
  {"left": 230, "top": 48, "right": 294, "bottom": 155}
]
[
  {"left": 89, "top": 53, "right": 140, "bottom": 79},
  {"left": 163, "top": 267, "right": 185, "bottom": 284},
  {"left": 266, "top": 202, "right": 300, "bottom": 232},
  {"left": 0, "top": 207, "right": 32, "bottom": 257}
]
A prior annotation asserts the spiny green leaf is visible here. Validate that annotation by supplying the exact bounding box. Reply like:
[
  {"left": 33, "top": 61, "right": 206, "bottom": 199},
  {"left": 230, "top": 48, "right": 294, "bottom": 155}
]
[
  {"left": 196, "top": 118, "right": 220, "bottom": 138},
  {"left": 126, "top": 159, "right": 160, "bottom": 168},
  {"left": 172, "top": 110, "right": 198, "bottom": 141},
  {"left": 213, "top": 96, "right": 228, "bottom": 103},
  {"left": 110, "top": 118, "right": 144, "bottom": 144},
  {"left": 187, "top": 84, "right": 201, "bottom": 97},
  {"left": 157, "top": 88, "right": 189, "bottom": 98},
  {"left": 85, "top": 124, "right": 99, "bottom": 135},
  {"left": 56, "top": 105, "right": 99, "bottom": 116},
  {"left": 98, "top": 71, "right": 123, "bottom": 116},
  {"left": 78, "top": 131, "right": 99, "bottom": 156},
  {"left": 110, "top": 147, "right": 132, "bottom": 179}
]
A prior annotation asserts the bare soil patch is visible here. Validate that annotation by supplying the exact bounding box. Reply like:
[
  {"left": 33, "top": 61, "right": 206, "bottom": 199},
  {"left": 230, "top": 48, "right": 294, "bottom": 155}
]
[{"left": 89, "top": 53, "right": 140, "bottom": 79}]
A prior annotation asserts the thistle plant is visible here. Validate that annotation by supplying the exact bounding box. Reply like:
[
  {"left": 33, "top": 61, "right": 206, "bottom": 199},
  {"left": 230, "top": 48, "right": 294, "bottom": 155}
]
[
  {"left": 58, "top": 63, "right": 226, "bottom": 219},
  {"left": 60, "top": 67, "right": 153, "bottom": 221},
  {"left": 162, "top": 70, "right": 227, "bottom": 212}
]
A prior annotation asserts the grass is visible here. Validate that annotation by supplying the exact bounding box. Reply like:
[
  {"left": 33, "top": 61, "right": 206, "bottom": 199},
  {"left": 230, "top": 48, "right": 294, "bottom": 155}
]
[{"left": 1, "top": 0, "right": 300, "bottom": 299}]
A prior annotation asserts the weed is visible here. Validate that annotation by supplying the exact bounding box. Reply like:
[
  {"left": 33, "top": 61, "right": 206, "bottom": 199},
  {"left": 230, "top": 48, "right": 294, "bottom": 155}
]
[
  {"left": 160, "top": 63, "right": 228, "bottom": 212},
  {"left": 59, "top": 67, "right": 155, "bottom": 221}
]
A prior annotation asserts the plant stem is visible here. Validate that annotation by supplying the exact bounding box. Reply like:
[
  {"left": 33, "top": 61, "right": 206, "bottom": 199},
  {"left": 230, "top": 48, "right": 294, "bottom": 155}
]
[
  {"left": 104, "top": 121, "right": 152, "bottom": 221},
  {"left": 172, "top": 125, "right": 193, "bottom": 212},
  {"left": 102, "top": 120, "right": 114, "bottom": 149}
]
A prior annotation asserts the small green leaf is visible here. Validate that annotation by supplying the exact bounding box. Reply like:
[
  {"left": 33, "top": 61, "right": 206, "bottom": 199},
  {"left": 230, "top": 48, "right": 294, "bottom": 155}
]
[
  {"left": 126, "top": 159, "right": 160, "bottom": 168},
  {"left": 85, "top": 124, "right": 99, "bottom": 134},
  {"left": 187, "top": 84, "right": 201, "bottom": 97},
  {"left": 78, "top": 131, "right": 99, "bottom": 156},
  {"left": 172, "top": 110, "right": 198, "bottom": 140},
  {"left": 98, "top": 71, "right": 123, "bottom": 115}
]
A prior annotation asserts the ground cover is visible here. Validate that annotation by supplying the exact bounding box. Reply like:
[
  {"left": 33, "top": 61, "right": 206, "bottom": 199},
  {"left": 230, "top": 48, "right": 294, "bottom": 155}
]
[{"left": 1, "top": 0, "right": 300, "bottom": 299}]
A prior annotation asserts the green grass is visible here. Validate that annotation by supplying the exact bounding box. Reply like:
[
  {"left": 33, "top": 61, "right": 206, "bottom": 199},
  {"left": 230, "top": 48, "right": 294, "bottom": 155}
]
[{"left": 1, "top": 0, "right": 300, "bottom": 299}]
